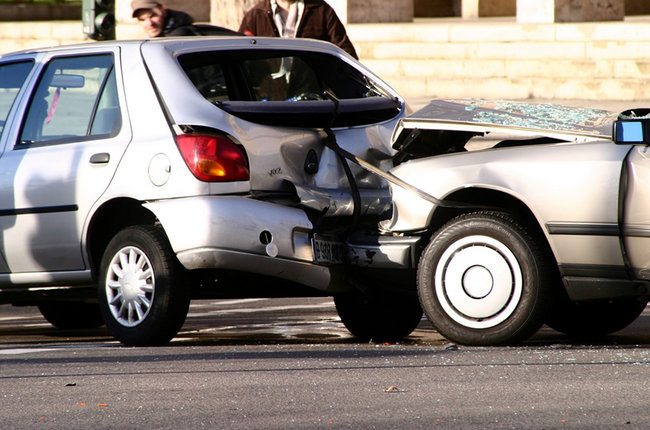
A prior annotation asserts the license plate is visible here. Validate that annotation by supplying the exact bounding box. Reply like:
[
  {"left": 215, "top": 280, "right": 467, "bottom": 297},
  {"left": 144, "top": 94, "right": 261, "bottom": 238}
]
[{"left": 312, "top": 238, "right": 346, "bottom": 264}]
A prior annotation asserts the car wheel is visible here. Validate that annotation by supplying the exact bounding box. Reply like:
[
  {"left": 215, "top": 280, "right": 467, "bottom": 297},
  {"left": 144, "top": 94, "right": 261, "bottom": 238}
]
[
  {"left": 417, "top": 211, "right": 550, "bottom": 345},
  {"left": 334, "top": 288, "right": 423, "bottom": 342},
  {"left": 98, "top": 225, "right": 190, "bottom": 346},
  {"left": 546, "top": 297, "right": 647, "bottom": 336},
  {"left": 37, "top": 302, "right": 104, "bottom": 329}
]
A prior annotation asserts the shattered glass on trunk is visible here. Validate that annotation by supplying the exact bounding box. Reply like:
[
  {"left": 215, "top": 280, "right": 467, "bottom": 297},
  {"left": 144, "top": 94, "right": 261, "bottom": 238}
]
[{"left": 411, "top": 99, "right": 618, "bottom": 137}]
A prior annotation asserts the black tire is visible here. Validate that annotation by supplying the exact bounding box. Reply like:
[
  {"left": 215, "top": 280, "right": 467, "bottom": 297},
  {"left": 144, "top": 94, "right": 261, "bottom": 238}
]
[
  {"left": 417, "top": 211, "right": 550, "bottom": 345},
  {"left": 546, "top": 297, "right": 647, "bottom": 336},
  {"left": 98, "top": 225, "right": 190, "bottom": 346},
  {"left": 334, "top": 288, "right": 423, "bottom": 342},
  {"left": 38, "top": 301, "right": 104, "bottom": 329}
]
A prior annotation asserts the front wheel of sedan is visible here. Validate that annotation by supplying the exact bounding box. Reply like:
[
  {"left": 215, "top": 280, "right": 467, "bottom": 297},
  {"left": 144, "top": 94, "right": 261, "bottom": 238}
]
[
  {"left": 98, "top": 225, "right": 190, "bottom": 346},
  {"left": 417, "top": 211, "right": 550, "bottom": 346}
]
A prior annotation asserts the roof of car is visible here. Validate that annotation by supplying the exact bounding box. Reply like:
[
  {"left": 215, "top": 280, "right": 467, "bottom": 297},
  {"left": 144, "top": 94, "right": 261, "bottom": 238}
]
[{"left": 0, "top": 36, "right": 350, "bottom": 60}]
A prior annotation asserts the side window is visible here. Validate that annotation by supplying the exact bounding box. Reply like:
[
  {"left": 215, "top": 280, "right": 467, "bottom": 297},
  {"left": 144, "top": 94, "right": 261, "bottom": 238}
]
[
  {"left": 0, "top": 61, "right": 34, "bottom": 138},
  {"left": 19, "top": 54, "right": 120, "bottom": 145}
]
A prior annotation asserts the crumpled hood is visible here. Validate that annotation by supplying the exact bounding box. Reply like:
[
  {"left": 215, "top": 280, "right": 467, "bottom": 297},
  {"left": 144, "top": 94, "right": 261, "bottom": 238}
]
[{"left": 407, "top": 99, "right": 617, "bottom": 137}]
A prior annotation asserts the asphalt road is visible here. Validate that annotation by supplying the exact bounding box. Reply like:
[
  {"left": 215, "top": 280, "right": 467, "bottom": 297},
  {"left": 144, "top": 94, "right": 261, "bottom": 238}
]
[{"left": 2, "top": 298, "right": 650, "bottom": 429}]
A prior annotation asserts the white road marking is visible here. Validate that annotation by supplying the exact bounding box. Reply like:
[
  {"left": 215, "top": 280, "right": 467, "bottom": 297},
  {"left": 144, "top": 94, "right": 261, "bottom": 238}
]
[
  {"left": 0, "top": 348, "right": 58, "bottom": 355},
  {"left": 189, "top": 298, "right": 269, "bottom": 308},
  {"left": 187, "top": 302, "right": 335, "bottom": 318}
]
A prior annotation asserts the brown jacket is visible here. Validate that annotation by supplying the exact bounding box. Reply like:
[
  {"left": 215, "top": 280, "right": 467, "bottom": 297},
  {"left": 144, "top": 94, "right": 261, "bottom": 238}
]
[{"left": 239, "top": 0, "right": 358, "bottom": 59}]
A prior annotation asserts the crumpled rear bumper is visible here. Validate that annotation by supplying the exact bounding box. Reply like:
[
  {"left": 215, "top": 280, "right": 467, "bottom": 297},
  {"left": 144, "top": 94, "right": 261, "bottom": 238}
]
[{"left": 144, "top": 196, "right": 342, "bottom": 291}]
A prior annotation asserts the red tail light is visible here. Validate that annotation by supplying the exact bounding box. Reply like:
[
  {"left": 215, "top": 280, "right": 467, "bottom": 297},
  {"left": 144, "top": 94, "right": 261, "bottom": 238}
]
[{"left": 175, "top": 134, "right": 249, "bottom": 182}]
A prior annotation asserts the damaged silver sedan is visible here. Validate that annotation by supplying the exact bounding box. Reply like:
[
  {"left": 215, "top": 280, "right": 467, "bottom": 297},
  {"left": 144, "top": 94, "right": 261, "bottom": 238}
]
[{"left": 381, "top": 99, "right": 650, "bottom": 345}]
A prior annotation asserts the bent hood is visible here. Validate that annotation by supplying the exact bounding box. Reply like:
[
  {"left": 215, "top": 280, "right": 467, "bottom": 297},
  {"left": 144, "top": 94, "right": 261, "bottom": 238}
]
[
  {"left": 406, "top": 99, "right": 617, "bottom": 136},
  {"left": 391, "top": 99, "right": 619, "bottom": 160}
]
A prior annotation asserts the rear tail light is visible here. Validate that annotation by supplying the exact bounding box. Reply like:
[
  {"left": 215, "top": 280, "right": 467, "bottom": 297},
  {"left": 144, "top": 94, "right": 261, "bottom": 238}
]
[{"left": 175, "top": 134, "right": 249, "bottom": 182}]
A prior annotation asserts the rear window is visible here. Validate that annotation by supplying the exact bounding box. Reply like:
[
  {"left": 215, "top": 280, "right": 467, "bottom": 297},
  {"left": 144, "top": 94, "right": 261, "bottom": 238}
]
[
  {"left": 179, "top": 50, "right": 390, "bottom": 103},
  {"left": 178, "top": 50, "right": 399, "bottom": 127}
]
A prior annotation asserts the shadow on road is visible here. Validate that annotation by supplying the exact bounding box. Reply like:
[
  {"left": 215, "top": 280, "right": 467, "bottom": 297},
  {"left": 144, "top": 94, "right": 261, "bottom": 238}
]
[{"left": 2, "top": 301, "right": 650, "bottom": 348}]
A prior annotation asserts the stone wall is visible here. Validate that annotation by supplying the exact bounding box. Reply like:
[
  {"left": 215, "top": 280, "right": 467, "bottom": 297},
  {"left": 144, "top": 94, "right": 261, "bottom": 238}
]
[
  {"left": 627, "top": 0, "right": 650, "bottom": 15},
  {"left": 415, "top": 0, "right": 459, "bottom": 17},
  {"left": 479, "top": 0, "right": 516, "bottom": 17},
  {"left": 415, "top": 0, "right": 516, "bottom": 18},
  {"left": 415, "top": 0, "right": 649, "bottom": 18},
  {"left": 517, "top": 0, "right": 624, "bottom": 23},
  {"left": 0, "top": 4, "right": 80, "bottom": 21},
  {"left": 350, "top": 18, "right": 650, "bottom": 101},
  {"left": 209, "top": 0, "right": 258, "bottom": 31},
  {"left": 329, "top": 0, "right": 414, "bottom": 23},
  {"left": 555, "top": 0, "right": 624, "bottom": 22}
]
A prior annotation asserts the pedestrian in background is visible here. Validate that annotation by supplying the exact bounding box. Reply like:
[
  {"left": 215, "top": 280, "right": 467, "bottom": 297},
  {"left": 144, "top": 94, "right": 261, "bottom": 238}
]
[
  {"left": 239, "top": 0, "right": 358, "bottom": 59},
  {"left": 131, "top": 0, "right": 239, "bottom": 37}
]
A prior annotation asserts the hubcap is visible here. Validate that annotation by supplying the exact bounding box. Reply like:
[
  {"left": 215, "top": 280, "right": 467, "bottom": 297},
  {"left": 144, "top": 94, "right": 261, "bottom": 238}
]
[
  {"left": 105, "top": 246, "right": 155, "bottom": 327},
  {"left": 435, "top": 235, "right": 523, "bottom": 329},
  {"left": 462, "top": 265, "right": 493, "bottom": 299}
]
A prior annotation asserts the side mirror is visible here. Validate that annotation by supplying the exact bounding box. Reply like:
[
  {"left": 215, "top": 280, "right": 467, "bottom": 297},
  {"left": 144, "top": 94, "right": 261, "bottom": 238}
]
[{"left": 613, "top": 109, "right": 650, "bottom": 145}]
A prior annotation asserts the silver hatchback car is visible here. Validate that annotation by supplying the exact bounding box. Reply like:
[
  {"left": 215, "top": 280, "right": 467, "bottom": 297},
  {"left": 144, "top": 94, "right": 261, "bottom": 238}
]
[{"left": 0, "top": 37, "right": 423, "bottom": 345}]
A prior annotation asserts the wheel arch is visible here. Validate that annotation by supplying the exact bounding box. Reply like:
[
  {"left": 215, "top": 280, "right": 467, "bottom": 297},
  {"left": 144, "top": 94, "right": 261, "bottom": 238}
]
[
  {"left": 430, "top": 187, "right": 538, "bottom": 230},
  {"left": 86, "top": 198, "right": 157, "bottom": 276},
  {"left": 427, "top": 187, "right": 556, "bottom": 263}
]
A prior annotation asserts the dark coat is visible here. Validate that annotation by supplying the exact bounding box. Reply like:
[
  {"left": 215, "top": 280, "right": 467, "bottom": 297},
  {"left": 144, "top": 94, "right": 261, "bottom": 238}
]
[
  {"left": 238, "top": 0, "right": 358, "bottom": 59},
  {"left": 161, "top": 9, "right": 240, "bottom": 37}
]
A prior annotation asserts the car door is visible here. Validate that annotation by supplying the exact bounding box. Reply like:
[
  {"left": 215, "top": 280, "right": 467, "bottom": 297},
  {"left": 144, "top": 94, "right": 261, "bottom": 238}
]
[
  {"left": 622, "top": 146, "right": 650, "bottom": 280},
  {"left": 0, "top": 59, "right": 35, "bottom": 273},
  {"left": 0, "top": 50, "right": 131, "bottom": 274}
]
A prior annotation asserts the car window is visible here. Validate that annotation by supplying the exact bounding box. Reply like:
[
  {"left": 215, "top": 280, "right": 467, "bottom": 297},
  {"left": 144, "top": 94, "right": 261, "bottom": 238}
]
[
  {"left": 0, "top": 61, "right": 34, "bottom": 138},
  {"left": 18, "top": 54, "right": 120, "bottom": 146},
  {"left": 242, "top": 56, "right": 323, "bottom": 102},
  {"left": 184, "top": 62, "right": 229, "bottom": 103},
  {"left": 178, "top": 50, "right": 391, "bottom": 103}
]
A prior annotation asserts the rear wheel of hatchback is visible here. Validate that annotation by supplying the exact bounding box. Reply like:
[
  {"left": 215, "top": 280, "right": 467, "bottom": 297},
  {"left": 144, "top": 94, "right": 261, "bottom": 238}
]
[
  {"left": 98, "top": 225, "right": 190, "bottom": 346},
  {"left": 334, "top": 288, "right": 423, "bottom": 342}
]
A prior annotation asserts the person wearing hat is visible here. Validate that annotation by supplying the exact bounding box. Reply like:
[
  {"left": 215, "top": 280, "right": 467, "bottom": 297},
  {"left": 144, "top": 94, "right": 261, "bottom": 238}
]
[
  {"left": 239, "top": 0, "right": 358, "bottom": 59},
  {"left": 131, "top": 0, "right": 239, "bottom": 37}
]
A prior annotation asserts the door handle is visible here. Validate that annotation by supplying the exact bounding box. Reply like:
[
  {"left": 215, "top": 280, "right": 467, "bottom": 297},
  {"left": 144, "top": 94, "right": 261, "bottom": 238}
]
[{"left": 90, "top": 153, "right": 110, "bottom": 164}]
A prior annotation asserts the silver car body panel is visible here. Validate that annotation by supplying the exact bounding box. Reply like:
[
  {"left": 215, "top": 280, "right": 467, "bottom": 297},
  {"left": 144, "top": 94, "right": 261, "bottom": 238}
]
[
  {"left": 387, "top": 99, "right": 647, "bottom": 273},
  {"left": 0, "top": 270, "right": 92, "bottom": 287},
  {"left": 0, "top": 46, "right": 132, "bottom": 273},
  {"left": 390, "top": 140, "right": 630, "bottom": 266},
  {"left": 143, "top": 196, "right": 346, "bottom": 291},
  {"left": 141, "top": 38, "right": 401, "bottom": 194},
  {"left": 623, "top": 146, "right": 650, "bottom": 280}
]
